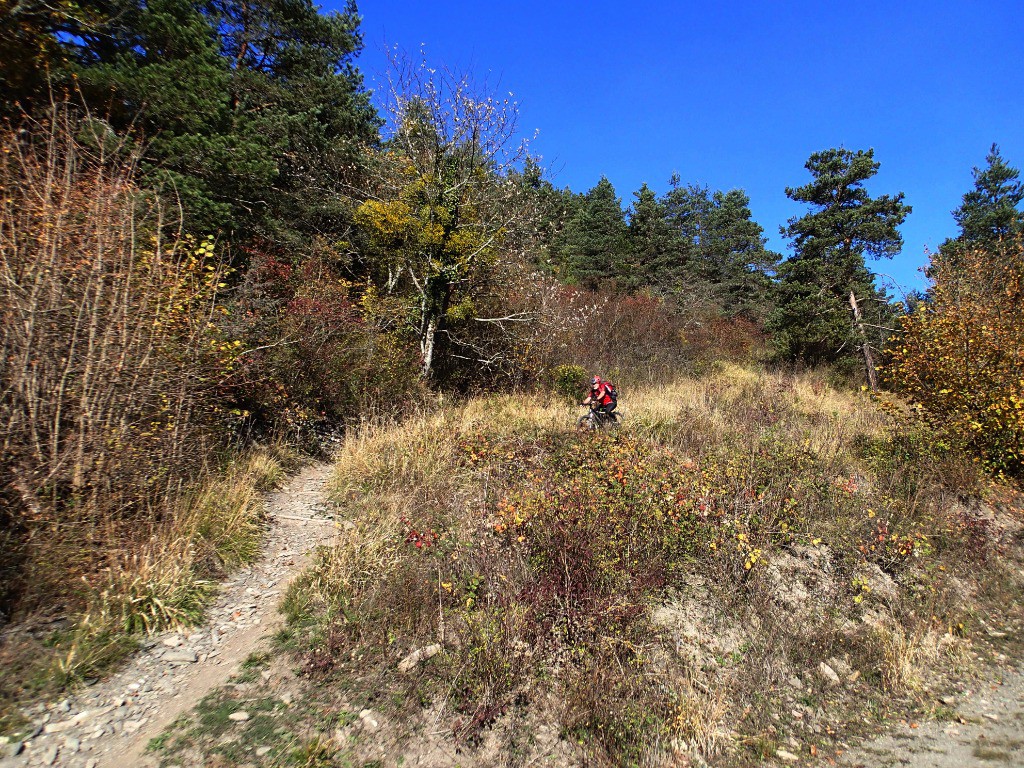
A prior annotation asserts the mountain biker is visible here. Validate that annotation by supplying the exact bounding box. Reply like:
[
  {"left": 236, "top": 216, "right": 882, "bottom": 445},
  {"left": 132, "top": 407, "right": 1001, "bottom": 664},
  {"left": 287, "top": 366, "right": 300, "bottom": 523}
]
[{"left": 582, "top": 375, "right": 616, "bottom": 416}]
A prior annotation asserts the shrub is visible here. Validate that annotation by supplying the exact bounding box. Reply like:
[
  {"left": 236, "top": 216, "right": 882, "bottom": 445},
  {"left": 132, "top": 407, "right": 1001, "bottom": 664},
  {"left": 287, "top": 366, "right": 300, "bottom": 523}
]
[
  {"left": 0, "top": 109, "right": 231, "bottom": 616},
  {"left": 226, "top": 247, "right": 424, "bottom": 439},
  {"left": 550, "top": 364, "right": 588, "bottom": 403},
  {"left": 887, "top": 240, "right": 1024, "bottom": 475}
]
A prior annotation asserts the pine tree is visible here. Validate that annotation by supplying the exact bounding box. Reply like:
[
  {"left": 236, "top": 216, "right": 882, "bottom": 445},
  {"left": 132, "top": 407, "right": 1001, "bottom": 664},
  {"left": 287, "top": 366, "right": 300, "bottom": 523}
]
[
  {"left": 56, "top": 0, "right": 377, "bottom": 241},
  {"left": 553, "top": 177, "right": 629, "bottom": 289},
  {"left": 625, "top": 183, "right": 678, "bottom": 291},
  {"left": 662, "top": 180, "right": 778, "bottom": 316},
  {"left": 951, "top": 144, "right": 1024, "bottom": 244},
  {"left": 769, "top": 148, "right": 911, "bottom": 381}
]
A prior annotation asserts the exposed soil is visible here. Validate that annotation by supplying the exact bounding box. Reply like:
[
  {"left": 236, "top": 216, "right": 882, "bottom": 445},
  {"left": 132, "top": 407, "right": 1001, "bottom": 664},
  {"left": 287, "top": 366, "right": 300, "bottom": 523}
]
[{"left": 840, "top": 661, "right": 1024, "bottom": 768}]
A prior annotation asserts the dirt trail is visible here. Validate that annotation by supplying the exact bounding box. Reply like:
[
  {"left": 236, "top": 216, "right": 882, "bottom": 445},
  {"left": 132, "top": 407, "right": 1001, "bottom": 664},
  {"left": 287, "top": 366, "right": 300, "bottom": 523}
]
[
  {"left": 0, "top": 463, "right": 336, "bottom": 768},
  {"left": 840, "top": 662, "right": 1024, "bottom": 768}
]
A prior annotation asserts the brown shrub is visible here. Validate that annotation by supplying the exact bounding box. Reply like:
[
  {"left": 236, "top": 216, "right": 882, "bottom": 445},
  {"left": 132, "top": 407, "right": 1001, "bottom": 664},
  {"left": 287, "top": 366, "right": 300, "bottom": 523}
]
[{"left": 0, "top": 110, "right": 228, "bottom": 616}]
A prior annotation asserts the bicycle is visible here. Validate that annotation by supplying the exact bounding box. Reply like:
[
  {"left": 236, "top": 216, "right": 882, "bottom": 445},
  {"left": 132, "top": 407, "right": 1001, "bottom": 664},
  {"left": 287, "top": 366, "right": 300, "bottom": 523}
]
[{"left": 576, "top": 404, "right": 621, "bottom": 432}]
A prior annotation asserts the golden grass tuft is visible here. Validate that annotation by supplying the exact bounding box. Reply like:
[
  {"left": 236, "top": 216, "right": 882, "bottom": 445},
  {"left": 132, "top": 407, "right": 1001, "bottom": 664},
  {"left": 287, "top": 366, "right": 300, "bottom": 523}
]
[
  {"left": 48, "top": 447, "right": 287, "bottom": 684},
  {"left": 877, "top": 624, "right": 964, "bottom": 694}
]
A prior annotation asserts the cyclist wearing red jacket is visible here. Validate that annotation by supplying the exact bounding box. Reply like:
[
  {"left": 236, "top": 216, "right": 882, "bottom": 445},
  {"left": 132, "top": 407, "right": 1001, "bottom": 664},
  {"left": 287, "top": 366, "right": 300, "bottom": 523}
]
[{"left": 583, "top": 375, "right": 616, "bottom": 415}]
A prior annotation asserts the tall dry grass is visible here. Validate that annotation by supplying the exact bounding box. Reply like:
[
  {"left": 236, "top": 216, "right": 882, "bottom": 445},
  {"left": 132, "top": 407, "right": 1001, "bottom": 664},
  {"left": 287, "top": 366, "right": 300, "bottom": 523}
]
[
  {"left": 49, "top": 448, "right": 290, "bottom": 685},
  {"left": 285, "top": 364, "right": 1006, "bottom": 766}
]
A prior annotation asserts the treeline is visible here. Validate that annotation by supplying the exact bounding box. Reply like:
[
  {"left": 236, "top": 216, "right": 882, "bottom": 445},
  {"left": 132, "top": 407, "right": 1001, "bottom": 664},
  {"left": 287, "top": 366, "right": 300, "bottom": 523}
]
[{"left": 2, "top": 0, "right": 1023, "bottom": 630}]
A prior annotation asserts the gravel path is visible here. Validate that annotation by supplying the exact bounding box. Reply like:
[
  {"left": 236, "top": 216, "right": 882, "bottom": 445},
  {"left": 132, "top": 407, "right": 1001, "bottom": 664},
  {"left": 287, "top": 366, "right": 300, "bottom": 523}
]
[
  {"left": 0, "top": 463, "right": 335, "bottom": 768},
  {"left": 840, "top": 663, "right": 1024, "bottom": 768}
]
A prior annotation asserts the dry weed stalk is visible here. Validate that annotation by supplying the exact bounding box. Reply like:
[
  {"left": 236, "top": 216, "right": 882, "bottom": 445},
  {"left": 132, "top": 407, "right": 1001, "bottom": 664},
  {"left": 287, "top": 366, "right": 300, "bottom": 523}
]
[
  {"left": 878, "top": 624, "right": 951, "bottom": 694},
  {"left": 0, "top": 107, "right": 226, "bottom": 611},
  {"left": 667, "top": 671, "right": 730, "bottom": 758}
]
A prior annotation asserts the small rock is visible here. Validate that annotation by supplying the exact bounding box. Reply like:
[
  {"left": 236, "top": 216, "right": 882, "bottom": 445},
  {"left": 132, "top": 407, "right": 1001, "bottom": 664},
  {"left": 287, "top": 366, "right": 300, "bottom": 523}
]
[
  {"left": 358, "top": 709, "right": 379, "bottom": 730},
  {"left": 983, "top": 713, "right": 999, "bottom": 722},
  {"left": 397, "top": 644, "right": 442, "bottom": 673},
  {"left": 940, "top": 695, "right": 957, "bottom": 706},
  {"left": 786, "top": 675, "right": 804, "bottom": 690},
  {"left": 57, "top": 699, "right": 71, "bottom": 713},
  {"left": 163, "top": 649, "right": 198, "bottom": 664},
  {"left": 43, "top": 719, "right": 76, "bottom": 734},
  {"left": 86, "top": 760, "right": 98, "bottom": 768},
  {"left": 847, "top": 670, "right": 861, "bottom": 683},
  {"left": 817, "top": 662, "right": 841, "bottom": 686},
  {"left": 256, "top": 746, "right": 272, "bottom": 757},
  {"left": 41, "top": 746, "right": 59, "bottom": 766},
  {"left": 126, "top": 683, "right": 141, "bottom": 693},
  {"left": 827, "top": 656, "right": 852, "bottom": 676},
  {"left": 123, "top": 719, "right": 147, "bottom": 734},
  {"left": 228, "top": 711, "right": 250, "bottom": 722},
  {"left": 161, "top": 635, "right": 184, "bottom": 648},
  {"left": 280, "top": 693, "right": 293, "bottom": 706},
  {"left": 63, "top": 736, "right": 80, "bottom": 753},
  {"left": 776, "top": 748, "right": 800, "bottom": 762}
]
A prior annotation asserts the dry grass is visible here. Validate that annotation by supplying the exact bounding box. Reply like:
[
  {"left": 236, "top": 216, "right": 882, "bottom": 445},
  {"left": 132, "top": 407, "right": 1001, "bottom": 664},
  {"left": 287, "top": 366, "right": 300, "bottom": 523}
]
[
  {"left": 0, "top": 446, "right": 293, "bottom": 716},
  {"left": 878, "top": 625, "right": 966, "bottom": 695},
  {"left": 667, "top": 674, "right": 730, "bottom": 757},
  {"left": 280, "top": 365, "right": 1019, "bottom": 767}
]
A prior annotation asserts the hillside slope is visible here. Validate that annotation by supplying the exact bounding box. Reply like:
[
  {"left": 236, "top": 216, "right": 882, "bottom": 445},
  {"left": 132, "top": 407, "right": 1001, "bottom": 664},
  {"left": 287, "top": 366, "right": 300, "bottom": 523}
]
[{"left": 143, "top": 366, "right": 1024, "bottom": 767}]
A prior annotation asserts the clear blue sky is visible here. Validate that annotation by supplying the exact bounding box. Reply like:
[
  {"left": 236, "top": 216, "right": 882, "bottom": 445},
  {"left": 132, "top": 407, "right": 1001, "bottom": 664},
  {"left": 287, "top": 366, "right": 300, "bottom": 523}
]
[{"left": 333, "top": 0, "right": 1023, "bottom": 296}]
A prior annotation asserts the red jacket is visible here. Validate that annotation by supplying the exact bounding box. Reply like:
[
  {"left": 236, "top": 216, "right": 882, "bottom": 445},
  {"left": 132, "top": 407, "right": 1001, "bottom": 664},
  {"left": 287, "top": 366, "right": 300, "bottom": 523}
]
[{"left": 591, "top": 382, "right": 614, "bottom": 406}]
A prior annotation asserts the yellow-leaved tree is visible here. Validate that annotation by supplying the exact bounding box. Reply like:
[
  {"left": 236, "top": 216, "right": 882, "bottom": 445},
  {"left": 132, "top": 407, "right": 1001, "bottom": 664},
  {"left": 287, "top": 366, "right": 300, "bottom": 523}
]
[
  {"left": 887, "top": 239, "right": 1024, "bottom": 474},
  {"left": 354, "top": 53, "right": 535, "bottom": 380}
]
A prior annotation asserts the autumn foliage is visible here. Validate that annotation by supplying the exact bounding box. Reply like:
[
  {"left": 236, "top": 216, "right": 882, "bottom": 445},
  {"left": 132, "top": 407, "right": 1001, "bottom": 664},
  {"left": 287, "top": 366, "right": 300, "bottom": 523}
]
[{"left": 887, "top": 240, "right": 1024, "bottom": 475}]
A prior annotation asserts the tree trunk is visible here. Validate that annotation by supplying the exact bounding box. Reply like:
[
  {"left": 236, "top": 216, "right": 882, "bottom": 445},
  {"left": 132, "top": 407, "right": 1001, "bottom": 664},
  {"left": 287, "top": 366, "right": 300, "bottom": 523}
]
[
  {"left": 849, "top": 290, "right": 879, "bottom": 392},
  {"left": 420, "top": 315, "right": 437, "bottom": 380}
]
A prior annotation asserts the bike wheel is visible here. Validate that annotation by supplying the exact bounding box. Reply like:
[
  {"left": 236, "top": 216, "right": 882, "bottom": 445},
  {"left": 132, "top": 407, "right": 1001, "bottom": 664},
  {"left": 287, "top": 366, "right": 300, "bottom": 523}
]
[{"left": 576, "top": 414, "right": 595, "bottom": 433}]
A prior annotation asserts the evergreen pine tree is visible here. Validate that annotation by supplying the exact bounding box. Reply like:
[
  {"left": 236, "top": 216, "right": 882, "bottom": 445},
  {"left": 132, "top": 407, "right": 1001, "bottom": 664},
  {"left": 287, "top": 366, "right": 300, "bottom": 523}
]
[
  {"left": 951, "top": 144, "right": 1024, "bottom": 244},
  {"left": 662, "top": 179, "right": 778, "bottom": 316},
  {"left": 625, "top": 183, "right": 678, "bottom": 291},
  {"left": 769, "top": 148, "right": 910, "bottom": 373},
  {"left": 553, "top": 177, "right": 628, "bottom": 289},
  {"left": 57, "top": 0, "right": 378, "bottom": 241}
]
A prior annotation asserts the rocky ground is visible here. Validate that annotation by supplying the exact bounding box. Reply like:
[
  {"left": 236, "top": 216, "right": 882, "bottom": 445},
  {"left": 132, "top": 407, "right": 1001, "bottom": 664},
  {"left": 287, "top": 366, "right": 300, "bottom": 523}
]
[{"left": 0, "top": 463, "right": 335, "bottom": 768}]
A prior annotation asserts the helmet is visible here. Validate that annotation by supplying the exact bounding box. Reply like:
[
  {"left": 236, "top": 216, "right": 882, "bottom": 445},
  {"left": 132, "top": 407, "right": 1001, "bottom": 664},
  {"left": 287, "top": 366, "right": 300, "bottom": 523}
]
[{"left": 590, "top": 375, "right": 601, "bottom": 387}]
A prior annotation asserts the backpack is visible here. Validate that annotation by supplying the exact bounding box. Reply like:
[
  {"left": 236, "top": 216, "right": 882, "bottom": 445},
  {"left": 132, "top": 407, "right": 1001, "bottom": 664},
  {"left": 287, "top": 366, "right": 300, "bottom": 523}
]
[{"left": 606, "top": 382, "right": 618, "bottom": 409}]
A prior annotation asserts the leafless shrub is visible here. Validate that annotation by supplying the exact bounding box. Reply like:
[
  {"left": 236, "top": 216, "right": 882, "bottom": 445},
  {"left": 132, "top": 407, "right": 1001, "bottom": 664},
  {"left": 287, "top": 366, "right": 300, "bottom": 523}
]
[{"left": 0, "top": 107, "right": 226, "bottom": 615}]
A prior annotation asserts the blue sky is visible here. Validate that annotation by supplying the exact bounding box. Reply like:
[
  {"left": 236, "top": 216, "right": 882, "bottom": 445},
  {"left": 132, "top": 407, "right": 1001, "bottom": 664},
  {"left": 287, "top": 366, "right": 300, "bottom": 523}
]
[{"left": 334, "top": 0, "right": 1023, "bottom": 296}]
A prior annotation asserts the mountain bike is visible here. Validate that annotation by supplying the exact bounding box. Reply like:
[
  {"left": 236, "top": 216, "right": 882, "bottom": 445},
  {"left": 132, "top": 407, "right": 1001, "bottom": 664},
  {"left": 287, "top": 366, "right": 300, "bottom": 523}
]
[{"left": 577, "top": 404, "right": 620, "bottom": 432}]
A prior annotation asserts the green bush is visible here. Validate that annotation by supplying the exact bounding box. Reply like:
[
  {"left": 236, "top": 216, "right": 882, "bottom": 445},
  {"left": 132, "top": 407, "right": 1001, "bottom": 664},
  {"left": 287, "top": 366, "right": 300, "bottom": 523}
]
[{"left": 550, "top": 364, "right": 588, "bottom": 403}]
